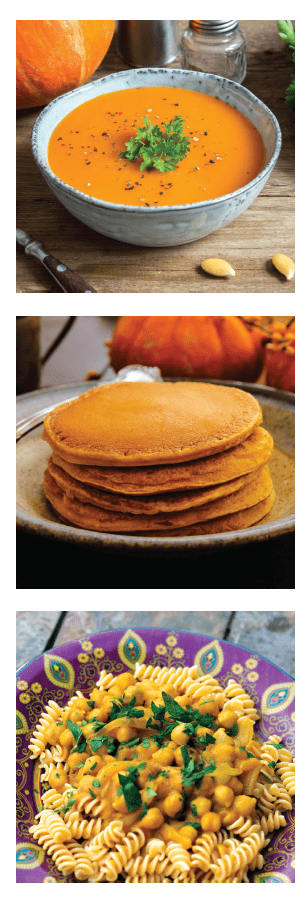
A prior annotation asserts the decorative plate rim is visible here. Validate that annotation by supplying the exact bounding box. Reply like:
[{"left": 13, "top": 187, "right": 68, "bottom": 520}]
[{"left": 16, "top": 627, "right": 295, "bottom": 884}]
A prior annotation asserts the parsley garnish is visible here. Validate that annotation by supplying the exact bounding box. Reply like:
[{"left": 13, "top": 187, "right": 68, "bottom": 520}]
[
  {"left": 117, "top": 771, "right": 142, "bottom": 811},
  {"left": 90, "top": 735, "right": 116, "bottom": 755},
  {"left": 180, "top": 745, "right": 216, "bottom": 787},
  {"left": 66, "top": 719, "right": 86, "bottom": 754},
  {"left": 109, "top": 696, "right": 144, "bottom": 721},
  {"left": 119, "top": 115, "right": 191, "bottom": 172}
]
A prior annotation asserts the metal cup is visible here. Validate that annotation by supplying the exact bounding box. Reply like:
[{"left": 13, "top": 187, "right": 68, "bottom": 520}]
[{"left": 117, "top": 21, "right": 179, "bottom": 67}]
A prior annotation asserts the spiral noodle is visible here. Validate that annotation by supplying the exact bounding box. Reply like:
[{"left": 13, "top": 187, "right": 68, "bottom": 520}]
[
  {"left": 103, "top": 828, "right": 146, "bottom": 881},
  {"left": 210, "top": 831, "right": 266, "bottom": 881},
  {"left": 66, "top": 840, "right": 95, "bottom": 880},
  {"left": 125, "top": 875, "right": 171, "bottom": 882},
  {"left": 223, "top": 680, "right": 260, "bottom": 721},
  {"left": 34, "top": 808, "right": 72, "bottom": 843},
  {"left": 27, "top": 662, "right": 294, "bottom": 882},
  {"left": 276, "top": 760, "right": 295, "bottom": 796},
  {"left": 28, "top": 700, "right": 62, "bottom": 758},
  {"left": 86, "top": 819, "right": 125, "bottom": 856}
]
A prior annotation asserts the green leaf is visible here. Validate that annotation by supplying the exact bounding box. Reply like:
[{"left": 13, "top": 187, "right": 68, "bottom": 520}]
[
  {"left": 109, "top": 697, "right": 144, "bottom": 721},
  {"left": 119, "top": 114, "right": 191, "bottom": 172},
  {"left": 277, "top": 20, "right": 295, "bottom": 50},
  {"left": 118, "top": 772, "right": 142, "bottom": 811},
  {"left": 277, "top": 20, "right": 295, "bottom": 112}
]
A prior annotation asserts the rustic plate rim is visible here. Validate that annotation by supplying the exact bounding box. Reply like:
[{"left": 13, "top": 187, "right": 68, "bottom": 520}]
[{"left": 16, "top": 379, "right": 294, "bottom": 554}]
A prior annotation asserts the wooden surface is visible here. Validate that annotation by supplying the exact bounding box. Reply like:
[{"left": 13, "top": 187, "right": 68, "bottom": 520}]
[
  {"left": 16, "top": 20, "right": 295, "bottom": 293},
  {"left": 16, "top": 610, "right": 295, "bottom": 675}
]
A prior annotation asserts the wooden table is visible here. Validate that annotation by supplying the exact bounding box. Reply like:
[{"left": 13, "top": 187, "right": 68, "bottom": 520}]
[
  {"left": 16, "top": 610, "right": 295, "bottom": 675},
  {"left": 16, "top": 21, "right": 295, "bottom": 293}
]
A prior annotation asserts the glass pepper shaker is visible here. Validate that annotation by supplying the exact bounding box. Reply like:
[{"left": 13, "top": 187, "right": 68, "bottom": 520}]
[{"left": 180, "top": 20, "right": 247, "bottom": 84}]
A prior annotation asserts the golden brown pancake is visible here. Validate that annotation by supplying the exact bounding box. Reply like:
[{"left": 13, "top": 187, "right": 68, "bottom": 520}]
[
  {"left": 48, "top": 456, "right": 261, "bottom": 515},
  {"left": 52, "top": 426, "right": 273, "bottom": 496},
  {"left": 42, "top": 381, "right": 262, "bottom": 467},
  {"left": 43, "top": 465, "right": 273, "bottom": 534},
  {"left": 141, "top": 491, "right": 276, "bottom": 537}
]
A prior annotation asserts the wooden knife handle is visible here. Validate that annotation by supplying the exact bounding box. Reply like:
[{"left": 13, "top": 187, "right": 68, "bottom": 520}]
[
  {"left": 41, "top": 253, "right": 97, "bottom": 292},
  {"left": 22, "top": 236, "right": 97, "bottom": 292}
]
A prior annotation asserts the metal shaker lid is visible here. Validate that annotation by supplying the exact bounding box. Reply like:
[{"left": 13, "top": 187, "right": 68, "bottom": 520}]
[{"left": 189, "top": 21, "right": 239, "bottom": 34}]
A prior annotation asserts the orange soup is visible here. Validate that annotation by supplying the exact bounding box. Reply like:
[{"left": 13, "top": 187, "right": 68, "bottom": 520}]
[{"left": 48, "top": 86, "right": 266, "bottom": 207}]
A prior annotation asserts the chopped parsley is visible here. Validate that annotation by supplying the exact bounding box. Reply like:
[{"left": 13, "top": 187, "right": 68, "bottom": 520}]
[{"left": 119, "top": 115, "right": 191, "bottom": 173}]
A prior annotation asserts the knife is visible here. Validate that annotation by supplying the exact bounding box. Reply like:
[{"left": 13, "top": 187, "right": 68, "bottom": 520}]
[{"left": 16, "top": 228, "right": 97, "bottom": 292}]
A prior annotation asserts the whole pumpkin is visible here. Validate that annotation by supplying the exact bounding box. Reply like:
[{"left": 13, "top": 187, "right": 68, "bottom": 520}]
[
  {"left": 16, "top": 20, "right": 115, "bottom": 110},
  {"left": 106, "top": 317, "right": 266, "bottom": 383}
]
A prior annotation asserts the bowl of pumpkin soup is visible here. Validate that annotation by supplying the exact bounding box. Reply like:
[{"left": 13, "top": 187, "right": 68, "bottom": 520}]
[{"left": 32, "top": 68, "right": 281, "bottom": 247}]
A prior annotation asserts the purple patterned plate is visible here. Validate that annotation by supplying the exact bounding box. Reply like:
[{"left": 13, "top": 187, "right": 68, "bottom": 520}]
[{"left": 16, "top": 629, "right": 295, "bottom": 883}]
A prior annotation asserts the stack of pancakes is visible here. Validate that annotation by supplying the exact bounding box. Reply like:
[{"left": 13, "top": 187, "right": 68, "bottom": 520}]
[{"left": 42, "top": 381, "right": 275, "bottom": 537}]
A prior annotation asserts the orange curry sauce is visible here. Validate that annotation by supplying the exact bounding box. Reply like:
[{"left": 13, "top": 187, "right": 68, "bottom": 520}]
[{"left": 48, "top": 86, "right": 266, "bottom": 207}]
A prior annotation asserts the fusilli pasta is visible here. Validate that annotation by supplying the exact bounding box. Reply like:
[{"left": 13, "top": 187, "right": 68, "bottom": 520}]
[{"left": 27, "top": 666, "right": 294, "bottom": 882}]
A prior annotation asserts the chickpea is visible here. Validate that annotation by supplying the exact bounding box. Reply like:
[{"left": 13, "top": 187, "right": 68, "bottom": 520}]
[
  {"left": 217, "top": 710, "right": 238, "bottom": 729},
  {"left": 90, "top": 707, "right": 108, "bottom": 723},
  {"left": 178, "top": 825, "right": 198, "bottom": 848},
  {"left": 112, "top": 793, "right": 128, "bottom": 813},
  {"left": 170, "top": 723, "right": 190, "bottom": 745},
  {"left": 48, "top": 765, "right": 67, "bottom": 791},
  {"left": 191, "top": 797, "right": 211, "bottom": 816},
  {"left": 122, "top": 685, "right": 144, "bottom": 706},
  {"left": 152, "top": 745, "right": 175, "bottom": 767},
  {"left": 228, "top": 776, "right": 243, "bottom": 794},
  {"left": 212, "top": 743, "right": 236, "bottom": 765},
  {"left": 200, "top": 812, "right": 222, "bottom": 832},
  {"left": 162, "top": 791, "right": 183, "bottom": 817},
  {"left": 76, "top": 773, "right": 97, "bottom": 793},
  {"left": 116, "top": 725, "right": 139, "bottom": 743},
  {"left": 215, "top": 728, "right": 234, "bottom": 745},
  {"left": 82, "top": 755, "right": 104, "bottom": 776},
  {"left": 89, "top": 687, "right": 107, "bottom": 709},
  {"left": 198, "top": 699, "right": 219, "bottom": 718},
  {"left": 214, "top": 784, "right": 234, "bottom": 808},
  {"left": 43, "top": 722, "right": 65, "bottom": 744},
  {"left": 138, "top": 738, "right": 157, "bottom": 760},
  {"left": 67, "top": 751, "right": 88, "bottom": 770},
  {"left": 233, "top": 795, "right": 257, "bottom": 817},
  {"left": 59, "top": 728, "right": 75, "bottom": 749},
  {"left": 151, "top": 775, "right": 170, "bottom": 800},
  {"left": 139, "top": 807, "right": 164, "bottom": 830},
  {"left": 115, "top": 672, "right": 136, "bottom": 691}
]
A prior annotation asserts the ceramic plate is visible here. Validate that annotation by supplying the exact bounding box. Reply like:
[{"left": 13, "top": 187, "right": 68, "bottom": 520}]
[
  {"left": 16, "top": 379, "right": 294, "bottom": 555},
  {"left": 16, "top": 628, "right": 295, "bottom": 883}
]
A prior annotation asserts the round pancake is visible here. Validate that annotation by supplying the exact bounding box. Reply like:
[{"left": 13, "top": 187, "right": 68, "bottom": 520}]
[
  {"left": 140, "top": 491, "right": 276, "bottom": 537},
  {"left": 52, "top": 426, "right": 273, "bottom": 496},
  {"left": 47, "top": 456, "right": 261, "bottom": 515},
  {"left": 43, "top": 465, "right": 273, "bottom": 533},
  {"left": 42, "top": 381, "right": 262, "bottom": 467}
]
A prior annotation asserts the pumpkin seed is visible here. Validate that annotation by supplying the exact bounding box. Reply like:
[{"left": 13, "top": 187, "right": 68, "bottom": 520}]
[
  {"left": 201, "top": 258, "right": 235, "bottom": 277},
  {"left": 272, "top": 254, "right": 295, "bottom": 280}
]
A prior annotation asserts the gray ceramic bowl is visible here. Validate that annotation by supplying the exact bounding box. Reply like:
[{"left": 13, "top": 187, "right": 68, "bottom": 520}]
[{"left": 32, "top": 68, "right": 282, "bottom": 247}]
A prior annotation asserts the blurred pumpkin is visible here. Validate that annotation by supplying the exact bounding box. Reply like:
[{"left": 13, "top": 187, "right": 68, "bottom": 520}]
[
  {"left": 106, "top": 316, "right": 267, "bottom": 383},
  {"left": 16, "top": 20, "right": 115, "bottom": 110},
  {"left": 265, "top": 319, "right": 295, "bottom": 392}
]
